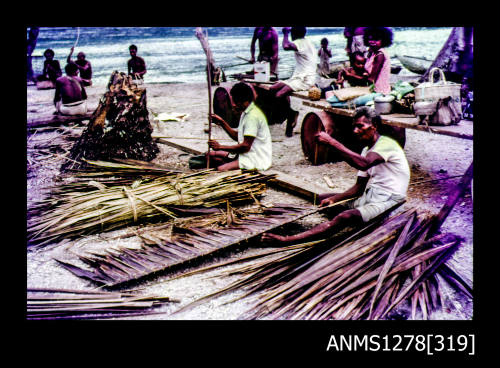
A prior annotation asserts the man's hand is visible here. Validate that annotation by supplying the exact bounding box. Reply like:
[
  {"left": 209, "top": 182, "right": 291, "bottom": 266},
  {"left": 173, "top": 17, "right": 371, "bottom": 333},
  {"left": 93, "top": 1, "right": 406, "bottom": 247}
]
[
  {"left": 208, "top": 139, "right": 221, "bottom": 150},
  {"left": 319, "top": 196, "right": 336, "bottom": 207},
  {"left": 282, "top": 27, "right": 291, "bottom": 35},
  {"left": 316, "top": 131, "right": 335, "bottom": 145},
  {"left": 210, "top": 113, "right": 225, "bottom": 126}
]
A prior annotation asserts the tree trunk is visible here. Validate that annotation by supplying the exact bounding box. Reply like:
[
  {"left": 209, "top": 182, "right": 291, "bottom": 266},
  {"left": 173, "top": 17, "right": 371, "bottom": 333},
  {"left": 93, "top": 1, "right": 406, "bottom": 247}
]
[
  {"left": 420, "top": 27, "right": 474, "bottom": 84},
  {"left": 27, "top": 27, "right": 39, "bottom": 83},
  {"left": 61, "top": 71, "right": 159, "bottom": 171}
]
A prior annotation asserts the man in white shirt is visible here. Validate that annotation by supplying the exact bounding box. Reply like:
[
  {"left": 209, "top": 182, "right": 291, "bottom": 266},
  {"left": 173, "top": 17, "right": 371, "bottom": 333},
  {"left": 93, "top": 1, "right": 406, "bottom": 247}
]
[
  {"left": 269, "top": 27, "right": 318, "bottom": 137},
  {"left": 208, "top": 82, "right": 272, "bottom": 171},
  {"left": 262, "top": 106, "right": 410, "bottom": 246}
]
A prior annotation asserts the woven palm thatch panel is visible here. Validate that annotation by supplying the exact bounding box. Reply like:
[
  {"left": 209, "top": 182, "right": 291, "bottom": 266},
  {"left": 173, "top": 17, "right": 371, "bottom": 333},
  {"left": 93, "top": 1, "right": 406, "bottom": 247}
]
[{"left": 56, "top": 204, "right": 315, "bottom": 287}]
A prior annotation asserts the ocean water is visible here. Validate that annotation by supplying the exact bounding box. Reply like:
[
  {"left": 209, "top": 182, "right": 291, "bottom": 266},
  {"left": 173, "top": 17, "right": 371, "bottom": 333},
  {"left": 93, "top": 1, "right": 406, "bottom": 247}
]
[{"left": 29, "top": 27, "right": 454, "bottom": 86}]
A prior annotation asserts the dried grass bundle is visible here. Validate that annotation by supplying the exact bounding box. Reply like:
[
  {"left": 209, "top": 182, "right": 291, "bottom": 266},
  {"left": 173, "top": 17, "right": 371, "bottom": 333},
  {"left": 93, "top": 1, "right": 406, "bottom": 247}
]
[{"left": 28, "top": 161, "right": 275, "bottom": 247}]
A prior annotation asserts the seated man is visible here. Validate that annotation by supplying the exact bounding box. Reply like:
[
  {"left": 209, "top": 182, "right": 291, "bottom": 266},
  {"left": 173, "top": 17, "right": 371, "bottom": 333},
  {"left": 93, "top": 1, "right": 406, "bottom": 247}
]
[
  {"left": 54, "top": 63, "right": 88, "bottom": 115},
  {"left": 262, "top": 106, "right": 410, "bottom": 246},
  {"left": 269, "top": 27, "right": 317, "bottom": 137},
  {"left": 36, "top": 48, "right": 62, "bottom": 87},
  {"left": 67, "top": 47, "right": 92, "bottom": 86},
  {"left": 207, "top": 82, "right": 272, "bottom": 172},
  {"left": 127, "top": 44, "right": 147, "bottom": 80}
]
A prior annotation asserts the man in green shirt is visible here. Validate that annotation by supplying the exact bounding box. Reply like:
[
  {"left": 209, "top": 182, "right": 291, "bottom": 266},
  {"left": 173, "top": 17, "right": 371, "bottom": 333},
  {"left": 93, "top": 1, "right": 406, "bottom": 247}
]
[
  {"left": 208, "top": 82, "right": 272, "bottom": 171},
  {"left": 262, "top": 106, "right": 410, "bottom": 246}
]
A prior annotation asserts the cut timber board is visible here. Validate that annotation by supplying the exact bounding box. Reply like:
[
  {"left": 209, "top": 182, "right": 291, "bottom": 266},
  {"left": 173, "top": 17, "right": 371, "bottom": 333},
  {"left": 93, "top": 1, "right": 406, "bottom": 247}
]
[
  {"left": 243, "top": 81, "right": 473, "bottom": 140},
  {"left": 155, "top": 138, "right": 204, "bottom": 156},
  {"left": 155, "top": 138, "right": 330, "bottom": 201},
  {"left": 27, "top": 111, "right": 94, "bottom": 130},
  {"left": 302, "top": 98, "right": 473, "bottom": 140}
]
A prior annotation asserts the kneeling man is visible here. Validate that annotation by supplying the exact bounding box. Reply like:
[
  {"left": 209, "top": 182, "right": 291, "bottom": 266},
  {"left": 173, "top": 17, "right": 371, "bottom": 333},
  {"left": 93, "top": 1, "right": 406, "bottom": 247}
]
[
  {"left": 54, "top": 63, "right": 88, "bottom": 116},
  {"left": 262, "top": 106, "right": 410, "bottom": 245},
  {"left": 208, "top": 82, "right": 272, "bottom": 172}
]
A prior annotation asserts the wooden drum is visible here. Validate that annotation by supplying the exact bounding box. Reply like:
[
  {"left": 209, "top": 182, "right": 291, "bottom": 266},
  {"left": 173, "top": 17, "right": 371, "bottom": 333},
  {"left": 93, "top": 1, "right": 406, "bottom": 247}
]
[
  {"left": 213, "top": 86, "right": 239, "bottom": 128},
  {"left": 301, "top": 111, "right": 357, "bottom": 165},
  {"left": 301, "top": 111, "right": 406, "bottom": 165}
]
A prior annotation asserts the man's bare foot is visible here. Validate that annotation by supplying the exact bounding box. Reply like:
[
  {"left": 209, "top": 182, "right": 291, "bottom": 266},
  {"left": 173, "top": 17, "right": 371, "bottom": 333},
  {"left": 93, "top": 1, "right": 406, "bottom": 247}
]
[{"left": 261, "top": 233, "right": 288, "bottom": 246}]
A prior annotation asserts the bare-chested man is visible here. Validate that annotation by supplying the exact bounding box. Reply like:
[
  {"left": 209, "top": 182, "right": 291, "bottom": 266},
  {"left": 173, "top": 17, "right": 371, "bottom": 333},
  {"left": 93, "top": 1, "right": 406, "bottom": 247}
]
[
  {"left": 37, "top": 49, "right": 62, "bottom": 86},
  {"left": 250, "top": 27, "right": 279, "bottom": 76},
  {"left": 67, "top": 47, "right": 92, "bottom": 86},
  {"left": 127, "top": 44, "right": 147, "bottom": 80},
  {"left": 54, "top": 63, "right": 88, "bottom": 115}
]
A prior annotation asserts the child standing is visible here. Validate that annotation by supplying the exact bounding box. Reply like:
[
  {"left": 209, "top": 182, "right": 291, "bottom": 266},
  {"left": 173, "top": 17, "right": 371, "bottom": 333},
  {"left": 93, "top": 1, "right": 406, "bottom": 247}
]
[{"left": 318, "top": 37, "right": 332, "bottom": 77}]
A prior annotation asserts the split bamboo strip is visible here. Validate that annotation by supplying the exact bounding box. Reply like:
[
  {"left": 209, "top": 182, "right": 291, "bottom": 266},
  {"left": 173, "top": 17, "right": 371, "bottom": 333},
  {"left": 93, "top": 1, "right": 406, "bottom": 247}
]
[{"left": 26, "top": 288, "right": 176, "bottom": 320}]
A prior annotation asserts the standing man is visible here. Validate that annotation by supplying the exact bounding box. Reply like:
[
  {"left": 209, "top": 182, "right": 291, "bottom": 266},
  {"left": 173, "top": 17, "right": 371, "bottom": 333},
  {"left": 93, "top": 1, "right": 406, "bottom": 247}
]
[
  {"left": 269, "top": 27, "right": 317, "bottom": 137},
  {"left": 262, "top": 106, "right": 410, "bottom": 246},
  {"left": 207, "top": 82, "right": 272, "bottom": 172},
  {"left": 127, "top": 44, "right": 147, "bottom": 80},
  {"left": 250, "top": 27, "right": 279, "bottom": 77},
  {"left": 54, "top": 63, "right": 88, "bottom": 115},
  {"left": 67, "top": 47, "right": 92, "bottom": 86}
]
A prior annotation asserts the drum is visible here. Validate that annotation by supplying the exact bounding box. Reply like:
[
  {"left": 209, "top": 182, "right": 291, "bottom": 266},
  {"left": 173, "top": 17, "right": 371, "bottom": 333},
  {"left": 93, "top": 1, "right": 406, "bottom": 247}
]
[
  {"left": 301, "top": 111, "right": 358, "bottom": 165},
  {"left": 213, "top": 86, "right": 239, "bottom": 128},
  {"left": 301, "top": 111, "right": 406, "bottom": 165}
]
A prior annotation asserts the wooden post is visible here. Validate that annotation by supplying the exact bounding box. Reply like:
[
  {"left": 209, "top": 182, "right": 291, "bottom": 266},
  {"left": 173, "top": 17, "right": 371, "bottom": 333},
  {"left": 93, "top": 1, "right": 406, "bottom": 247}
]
[{"left": 195, "top": 27, "right": 216, "bottom": 169}]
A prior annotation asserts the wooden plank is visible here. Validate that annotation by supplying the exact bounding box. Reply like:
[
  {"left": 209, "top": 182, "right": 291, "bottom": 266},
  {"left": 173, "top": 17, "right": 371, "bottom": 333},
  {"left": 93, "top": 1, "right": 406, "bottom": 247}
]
[
  {"left": 27, "top": 112, "right": 94, "bottom": 129},
  {"left": 302, "top": 99, "right": 473, "bottom": 140},
  {"left": 262, "top": 169, "right": 330, "bottom": 201},
  {"left": 155, "top": 138, "right": 204, "bottom": 155},
  {"left": 243, "top": 81, "right": 474, "bottom": 140},
  {"left": 155, "top": 138, "right": 329, "bottom": 200}
]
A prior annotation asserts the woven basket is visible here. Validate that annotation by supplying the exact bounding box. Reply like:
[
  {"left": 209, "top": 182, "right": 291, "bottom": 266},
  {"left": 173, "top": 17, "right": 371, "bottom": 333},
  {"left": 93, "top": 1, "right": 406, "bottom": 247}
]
[
  {"left": 308, "top": 86, "right": 322, "bottom": 101},
  {"left": 414, "top": 68, "right": 461, "bottom": 102}
]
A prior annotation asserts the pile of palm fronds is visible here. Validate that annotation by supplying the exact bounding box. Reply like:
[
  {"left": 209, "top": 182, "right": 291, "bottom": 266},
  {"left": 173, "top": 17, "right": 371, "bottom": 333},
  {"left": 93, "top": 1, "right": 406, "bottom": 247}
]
[
  {"left": 175, "top": 208, "right": 471, "bottom": 320},
  {"left": 54, "top": 203, "right": 317, "bottom": 287},
  {"left": 61, "top": 71, "right": 160, "bottom": 172},
  {"left": 27, "top": 288, "right": 176, "bottom": 320},
  {"left": 27, "top": 161, "right": 276, "bottom": 247},
  {"left": 27, "top": 127, "right": 83, "bottom": 173}
]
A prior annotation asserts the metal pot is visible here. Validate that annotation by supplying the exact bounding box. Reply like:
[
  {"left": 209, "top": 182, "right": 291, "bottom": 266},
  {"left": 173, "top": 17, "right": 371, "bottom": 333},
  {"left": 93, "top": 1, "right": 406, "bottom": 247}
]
[{"left": 374, "top": 94, "right": 395, "bottom": 115}]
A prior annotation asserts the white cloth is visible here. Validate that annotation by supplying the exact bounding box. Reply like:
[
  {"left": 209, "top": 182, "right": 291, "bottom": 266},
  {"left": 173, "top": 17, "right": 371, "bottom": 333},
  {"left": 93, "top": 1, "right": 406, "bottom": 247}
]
[
  {"left": 56, "top": 100, "right": 87, "bottom": 115},
  {"left": 357, "top": 135, "right": 410, "bottom": 197},
  {"left": 351, "top": 34, "right": 367, "bottom": 55},
  {"left": 237, "top": 102, "right": 272, "bottom": 171},
  {"left": 283, "top": 37, "right": 318, "bottom": 91}
]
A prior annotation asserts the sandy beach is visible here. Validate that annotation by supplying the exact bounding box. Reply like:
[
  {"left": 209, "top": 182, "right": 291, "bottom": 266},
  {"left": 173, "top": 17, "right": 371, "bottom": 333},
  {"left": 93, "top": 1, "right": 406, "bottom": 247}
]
[{"left": 26, "top": 80, "right": 473, "bottom": 320}]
